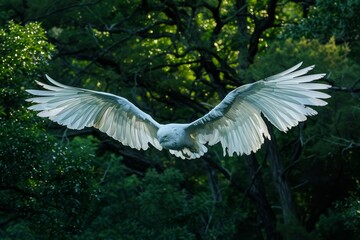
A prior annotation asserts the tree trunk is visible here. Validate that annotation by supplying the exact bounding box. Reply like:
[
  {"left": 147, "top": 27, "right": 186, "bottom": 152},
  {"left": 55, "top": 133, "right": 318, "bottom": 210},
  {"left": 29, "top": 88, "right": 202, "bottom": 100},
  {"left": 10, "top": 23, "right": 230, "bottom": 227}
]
[
  {"left": 236, "top": 0, "right": 251, "bottom": 68},
  {"left": 244, "top": 154, "right": 282, "bottom": 240},
  {"left": 265, "top": 122, "right": 297, "bottom": 224}
]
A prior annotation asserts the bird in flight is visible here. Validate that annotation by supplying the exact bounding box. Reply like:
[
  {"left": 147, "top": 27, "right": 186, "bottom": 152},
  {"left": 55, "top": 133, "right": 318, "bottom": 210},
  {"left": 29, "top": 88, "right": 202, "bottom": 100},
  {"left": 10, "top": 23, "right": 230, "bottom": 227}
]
[{"left": 26, "top": 62, "right": 331, "bottom": 159}]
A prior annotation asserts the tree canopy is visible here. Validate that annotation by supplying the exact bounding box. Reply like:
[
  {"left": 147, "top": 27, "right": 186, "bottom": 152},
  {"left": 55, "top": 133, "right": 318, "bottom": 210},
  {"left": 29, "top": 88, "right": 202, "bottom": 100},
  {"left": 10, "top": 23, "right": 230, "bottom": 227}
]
[{"left": 0, "top": 0, "right": 359, "bottom": 239}]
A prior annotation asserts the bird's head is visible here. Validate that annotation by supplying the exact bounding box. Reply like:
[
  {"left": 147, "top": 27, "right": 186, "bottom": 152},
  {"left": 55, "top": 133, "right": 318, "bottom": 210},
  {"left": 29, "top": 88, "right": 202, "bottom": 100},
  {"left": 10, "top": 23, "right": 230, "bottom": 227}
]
[
  {"left": 157, "top": 126, "right": 172, "bottom": 147},
  {"left": 157, "top": 124, "right": 187, "bottom": 150}
]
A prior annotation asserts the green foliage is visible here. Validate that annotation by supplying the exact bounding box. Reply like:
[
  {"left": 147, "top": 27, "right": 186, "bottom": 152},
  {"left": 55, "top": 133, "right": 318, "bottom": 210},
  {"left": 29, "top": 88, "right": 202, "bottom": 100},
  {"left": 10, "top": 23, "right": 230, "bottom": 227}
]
[
  {"left": 76, "top": 164, "right": 249, "bottom": 240},
  {"left": 0, "top": 20, "right": 54, "bottom": 84},
  {"left": 284, "top": 0, "right": 360, "bottom": 43},
  {"left": 0, "top": 21, "right": 99, "bottom": 239},
  {"left": 0, "top": 21, "right": 54, "bottom": 116},
  {"left": 0, "top": 1, "right": 360, "bottom": 239},
  {"left": 251, "top": 37, "right": 352, "bottom": 70},
  {"left": 278, "top": 219, "right": 321, "bottom": 240},
  {"left": 0, "top": 121, "right": 99, "bottom": 239},
  {"left": 316, "top": 189, "right": 360, "bottom": 240}
]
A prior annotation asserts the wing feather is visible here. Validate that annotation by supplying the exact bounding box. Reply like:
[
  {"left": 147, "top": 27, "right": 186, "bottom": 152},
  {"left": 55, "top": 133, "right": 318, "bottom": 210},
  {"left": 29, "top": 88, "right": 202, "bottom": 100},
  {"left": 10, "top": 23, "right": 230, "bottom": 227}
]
[
  {"left": 26, "top": 75, "right": 162, "bottom": 151},
  {"left": 187, "top": 63, "right": 330, "bottom": 157}
]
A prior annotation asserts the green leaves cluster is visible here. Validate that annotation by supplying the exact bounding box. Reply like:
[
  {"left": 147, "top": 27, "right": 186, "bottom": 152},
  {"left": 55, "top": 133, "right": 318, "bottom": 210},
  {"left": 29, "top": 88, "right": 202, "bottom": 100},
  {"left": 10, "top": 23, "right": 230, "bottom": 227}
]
[
  {"left": 0, "top": 20, "right": 54, "bottom": 84},
  {"left": 0, "top": 21, "right": 98, "bottom": 239},
  {"left": 0, "top": 124, "right": 98, "bottom": 239},
  {"left": 0, "top": 21, "right": 54, "bottom": 117},
  {"left": 317, "top": 190, "right": 360, "bottom": 239},
  {"left": 284, "top": 0, "right": 360, "bottom": 43},
  {"left": 76, "top": 165, "right": 248, "bottom": 240}
]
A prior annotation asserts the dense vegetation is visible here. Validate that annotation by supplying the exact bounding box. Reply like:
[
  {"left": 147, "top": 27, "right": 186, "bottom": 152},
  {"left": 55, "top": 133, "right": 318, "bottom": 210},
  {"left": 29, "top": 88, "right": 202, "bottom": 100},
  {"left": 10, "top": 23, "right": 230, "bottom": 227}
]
[{"left": 0, "top": 0, "right": 359, "bottom": 239}]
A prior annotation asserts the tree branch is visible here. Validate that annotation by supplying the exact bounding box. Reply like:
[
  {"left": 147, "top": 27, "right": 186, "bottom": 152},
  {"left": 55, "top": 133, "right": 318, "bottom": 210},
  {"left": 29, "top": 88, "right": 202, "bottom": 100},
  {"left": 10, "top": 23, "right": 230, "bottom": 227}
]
[
  {"left": 247, "top": 0, "right": 278, "bottom": 63},
  {"left": 26, "top": 0, "right": 104, "bottom": 22}
]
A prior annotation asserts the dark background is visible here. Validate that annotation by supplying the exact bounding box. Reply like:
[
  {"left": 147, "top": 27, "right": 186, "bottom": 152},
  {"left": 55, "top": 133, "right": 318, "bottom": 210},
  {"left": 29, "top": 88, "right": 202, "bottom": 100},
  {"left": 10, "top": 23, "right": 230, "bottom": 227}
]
[{"left": 0, "top": 0, "right": 359, "bottom": 239}]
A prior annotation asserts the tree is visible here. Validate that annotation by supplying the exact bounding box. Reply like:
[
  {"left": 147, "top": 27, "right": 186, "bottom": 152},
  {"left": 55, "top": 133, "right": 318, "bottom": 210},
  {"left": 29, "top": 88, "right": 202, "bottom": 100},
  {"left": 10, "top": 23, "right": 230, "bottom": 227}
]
[
  {"left": 0, "top": 21, "right": 101, "bottom": 239},
  {"left": 0, "top": 0, "right": 359, "bottom": 239}
]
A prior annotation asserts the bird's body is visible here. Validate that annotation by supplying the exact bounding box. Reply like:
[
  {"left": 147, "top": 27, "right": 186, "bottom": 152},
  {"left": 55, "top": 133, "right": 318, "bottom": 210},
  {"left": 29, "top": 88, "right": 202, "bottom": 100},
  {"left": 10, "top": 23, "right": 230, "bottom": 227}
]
[
  {"left": 157, "top": 123, "right": 208, "bottom": 159},
  {"left": 157, "top": 123, "right": 189, "bottom": 150},
  {"left": 26, "top": 62, "right": 331, "bottom": 159}
]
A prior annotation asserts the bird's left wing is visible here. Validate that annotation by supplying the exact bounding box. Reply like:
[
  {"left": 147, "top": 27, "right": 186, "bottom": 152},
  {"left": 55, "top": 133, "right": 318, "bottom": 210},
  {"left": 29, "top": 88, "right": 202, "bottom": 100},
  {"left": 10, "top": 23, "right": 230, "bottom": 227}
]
[
  {"left": 186, "top": 63, "right": 331, "bottom": 157},
  {"left": 26, "top": 75, "right": 162, "bottom": 151}
]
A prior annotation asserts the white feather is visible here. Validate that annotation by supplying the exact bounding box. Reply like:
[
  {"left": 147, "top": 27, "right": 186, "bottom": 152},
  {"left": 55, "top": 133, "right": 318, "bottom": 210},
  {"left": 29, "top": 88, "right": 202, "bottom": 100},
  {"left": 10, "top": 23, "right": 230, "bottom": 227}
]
[
  {"left": 187, "top": 62, "right": 330, "bottom": 157},
  {"left": 26, "top": 78, "right": 162, "bottom": 151},
  {"left": 26, "top": 63, "right": 330, "bottom": 159}
]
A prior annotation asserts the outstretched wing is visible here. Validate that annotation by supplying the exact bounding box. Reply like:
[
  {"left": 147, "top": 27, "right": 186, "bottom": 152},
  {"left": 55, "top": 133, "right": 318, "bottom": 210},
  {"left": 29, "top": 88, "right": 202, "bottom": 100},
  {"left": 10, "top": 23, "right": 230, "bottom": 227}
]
[
  {"left": 26, "top": 75, "right": 162, "bottom": 151},
  {"left": 186, "top": 62, "right": 331, "bottom": 157}
]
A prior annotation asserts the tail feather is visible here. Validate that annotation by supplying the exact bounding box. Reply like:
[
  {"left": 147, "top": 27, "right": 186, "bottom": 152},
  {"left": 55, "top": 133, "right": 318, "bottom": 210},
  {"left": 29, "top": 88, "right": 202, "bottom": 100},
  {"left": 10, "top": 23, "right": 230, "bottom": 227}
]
[{"left": 169, "top": 143, "right": 208, "bottom": 159}]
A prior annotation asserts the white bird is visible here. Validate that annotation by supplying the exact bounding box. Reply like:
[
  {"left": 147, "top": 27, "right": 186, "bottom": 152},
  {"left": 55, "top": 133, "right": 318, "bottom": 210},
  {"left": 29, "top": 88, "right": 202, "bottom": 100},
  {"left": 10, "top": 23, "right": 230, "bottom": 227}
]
[{"left": 26, "top": 62, "right": 331, "bottom": 159}]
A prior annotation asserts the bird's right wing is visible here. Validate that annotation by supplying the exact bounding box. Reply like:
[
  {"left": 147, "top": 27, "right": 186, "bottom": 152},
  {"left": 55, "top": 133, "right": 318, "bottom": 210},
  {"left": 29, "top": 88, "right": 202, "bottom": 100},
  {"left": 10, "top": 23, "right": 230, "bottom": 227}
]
[{"left": 26, "top": 75, "right": 162, "bottom": 151}]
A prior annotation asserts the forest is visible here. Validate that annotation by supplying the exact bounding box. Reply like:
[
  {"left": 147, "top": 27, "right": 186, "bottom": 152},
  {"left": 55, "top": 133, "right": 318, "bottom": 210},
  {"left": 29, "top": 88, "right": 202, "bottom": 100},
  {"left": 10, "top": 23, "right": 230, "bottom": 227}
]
[{"left": 0, "top": 0, "right": 359, "bottom": 239}]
